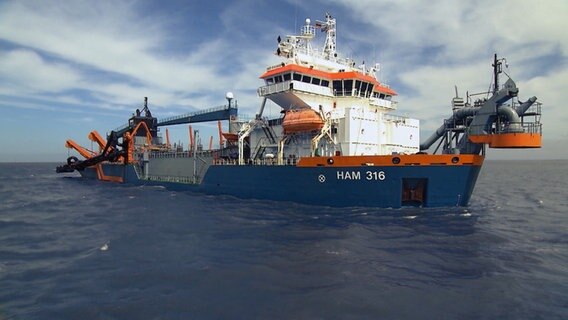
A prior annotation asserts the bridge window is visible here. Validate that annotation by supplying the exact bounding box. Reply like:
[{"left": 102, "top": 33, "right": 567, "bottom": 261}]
[
  {"left": 373, "top": 92, "right": 393, "bottom": 100},
  {"left": 275, "top": 75, "right": 283, "bottom": 83},
  {"left": 290, "top": 73, "right": 329, "bottom": 88},
  {"left": 333, "top": 80, "right": 342, "bottom": 95},
  {"left": 361, "top": 82, "right": 370, "bottom": 97},
  {"left": 343, "top": 80, "right": 353, "bottom": 96},
  {"left": 266, "top": 77, "right": 274, "bottom": 85}
]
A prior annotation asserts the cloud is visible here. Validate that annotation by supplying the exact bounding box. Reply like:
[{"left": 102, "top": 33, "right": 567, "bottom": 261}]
[
  {"left": 0, "top": 49, "right": 82, "bottom": 94},
  {"left": 0, "top": 0, "right": 297, "bottom": 129},
  {"left": 0, "top": 0, "right": 270, "bottom": 114},
  {"left": 331, "top": 0, "right": 568, "bottom": 63},
  {"left": 396, "top": 61, "right": 490, "bottom": 127}
]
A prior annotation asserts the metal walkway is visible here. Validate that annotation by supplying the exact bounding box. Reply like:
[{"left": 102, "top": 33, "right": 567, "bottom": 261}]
[{"left": 157, "top": 105, "right": 238, "bottom": 127}]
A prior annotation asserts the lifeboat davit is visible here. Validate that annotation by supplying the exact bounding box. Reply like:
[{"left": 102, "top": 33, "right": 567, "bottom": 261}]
[{"left": 283, "top": 109, "right": 324, "bottom": 134}]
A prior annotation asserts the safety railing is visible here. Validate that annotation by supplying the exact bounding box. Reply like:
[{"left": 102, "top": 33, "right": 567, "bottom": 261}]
[
  {"left": 468, "top": 121, "right": 542, "bottom": 135},
  {"left": 257, "top": 80, "right": 333, "bottom": 97},
  {"left": 148, "top": 150, "right": 218, "bottom": 159},
  {"left": 144, "top": 175, "right": 194, "bottom": 184},
  {"left": 370, "top": 98, "right": 397, "bottom": 109},
  {"left": 214, "top": 157, "right": 298, "bottom": 166}
]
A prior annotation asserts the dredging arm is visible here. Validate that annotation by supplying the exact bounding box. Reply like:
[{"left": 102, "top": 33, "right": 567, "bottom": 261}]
[
  {"left": 419, "top": 54, "right": 541, "bottom": 155},
  {"left": 57, "top": 96, "right": 241, "bottom": 174}
]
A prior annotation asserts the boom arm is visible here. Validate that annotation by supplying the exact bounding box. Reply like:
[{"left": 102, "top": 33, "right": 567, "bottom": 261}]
[
  {"left": 88, "top": 130, "right": 107, "bottom": 151},
  {"left": 65, "top": 139, "right": 96, "bottom": 159}
]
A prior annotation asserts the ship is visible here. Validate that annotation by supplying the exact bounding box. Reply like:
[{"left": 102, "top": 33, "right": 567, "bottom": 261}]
[{"left": 56, "top": 13, "right": 543, "bottom": 208}]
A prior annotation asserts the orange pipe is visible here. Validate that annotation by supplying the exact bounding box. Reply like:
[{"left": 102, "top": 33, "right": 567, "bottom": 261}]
[
  {"left": 189, "top": 125, "right": 194, "bottom": 150},
  {"left": 95, "top": 164, "right": 123, "bottom": 182},
  {"left": 129, "top": 121, "right": 152, "bottom": 145},
  {"left": 218, "top": 121, "right": 224, "bottom": 148},
  {"left": 166, "top": 128, "right": 171, "bottom": 148},
  {"left": 123, "top": 132, "right": 135, "bottom": 164}
]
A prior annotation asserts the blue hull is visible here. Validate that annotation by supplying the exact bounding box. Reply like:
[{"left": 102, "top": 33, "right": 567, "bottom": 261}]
[{"left": 80, "top": 163, "right": 482, "bottom": 208}]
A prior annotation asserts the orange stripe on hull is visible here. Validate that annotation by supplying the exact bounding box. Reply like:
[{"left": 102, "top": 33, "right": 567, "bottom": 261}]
[
  {"left": 469, "top": 133, "right": 542, "bottom": 148},
  {"left": 95, "top": 164, "right": 124, "bottom": 183},
  {"left": 296, "top": 154, "right": 484, "bottom": 167}
]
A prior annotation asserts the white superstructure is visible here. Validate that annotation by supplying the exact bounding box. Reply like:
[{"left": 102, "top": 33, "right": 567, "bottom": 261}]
[{"left": 239, "top": 13, "right": 419, "bottom": 165}]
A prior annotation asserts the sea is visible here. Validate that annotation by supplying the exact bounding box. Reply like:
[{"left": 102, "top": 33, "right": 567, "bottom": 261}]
[{"left": 0, "top": 161, "right": 566, "bottom": 319}]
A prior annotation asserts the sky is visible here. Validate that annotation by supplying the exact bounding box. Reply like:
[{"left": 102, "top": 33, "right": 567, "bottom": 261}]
[{"left": 1, "top": 0, "right": 567, "bottom": 162}]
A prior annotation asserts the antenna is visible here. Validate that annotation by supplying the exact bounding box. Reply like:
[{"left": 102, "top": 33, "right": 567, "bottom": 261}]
[
  {"left": 492, "top": 53, "right": 505, "bottom": 94},
  {"left": 315, "top": 12, "right": 337, "bottom": 61},
  {"left": 294, "top": 0, "right": 298, "bottom": 35}
]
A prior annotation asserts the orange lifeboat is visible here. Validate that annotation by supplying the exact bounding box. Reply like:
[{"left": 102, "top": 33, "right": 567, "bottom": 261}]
[
  {"left": 222, "top": 132, "right": 238, "bottom": 142},
  {"left": 282, "top": 109, "right": 324, "bottom": 134}
]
